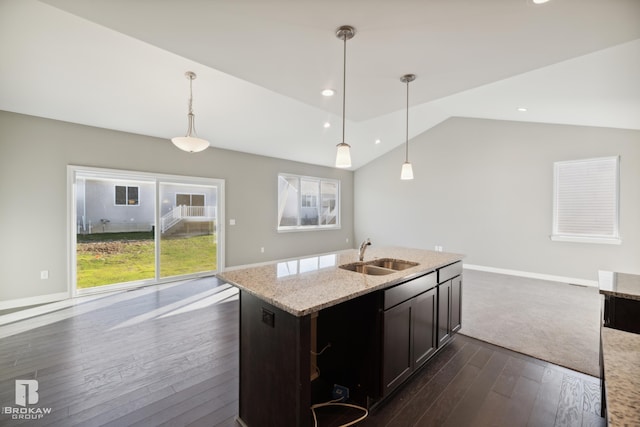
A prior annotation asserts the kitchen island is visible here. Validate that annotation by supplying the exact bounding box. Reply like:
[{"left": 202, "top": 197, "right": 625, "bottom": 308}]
[
  {"left": 598, "top": 271, "right": 640, "bottom": 425},
  {"left": 218, "top": 247, "right": 464, "bottom": 427}
]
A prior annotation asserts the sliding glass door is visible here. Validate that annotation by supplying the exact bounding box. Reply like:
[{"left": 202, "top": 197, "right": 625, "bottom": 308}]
[
  {"left": 159, "top": 182, "right": 218, "bottom": 278},
  {"left": 70, "top": 167, "right": 224, "bottom": 294}
]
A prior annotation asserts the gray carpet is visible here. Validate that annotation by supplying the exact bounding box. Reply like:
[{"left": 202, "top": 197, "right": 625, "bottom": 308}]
[{"left": 460, "top": 269, "right": 601, "bottom": 377}]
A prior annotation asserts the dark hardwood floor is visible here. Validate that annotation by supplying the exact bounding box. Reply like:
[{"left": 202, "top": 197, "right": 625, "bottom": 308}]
[{"left": 0, "top": 278, "right": 604, "bottom": 427}]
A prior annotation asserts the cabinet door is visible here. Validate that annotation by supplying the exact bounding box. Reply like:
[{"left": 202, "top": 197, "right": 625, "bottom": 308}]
[
  {"left": 451, "top": 276, "right": 462, "bottom": 334},
  {"left": 383, "top": 299, "right": 413, "bottom": 396},
  {"left": 438, "top": 280, "right": 451, "bottom": 346},
  {"left": 413, "top": 287, "right": 437, "bottom": 368}
]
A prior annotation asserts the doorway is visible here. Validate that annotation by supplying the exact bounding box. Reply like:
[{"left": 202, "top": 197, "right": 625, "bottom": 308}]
[{"left": 70, "top": 166, "right": 224, "bottom": 294}]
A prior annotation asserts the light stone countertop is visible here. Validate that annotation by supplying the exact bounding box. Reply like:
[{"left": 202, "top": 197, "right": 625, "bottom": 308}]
[
  {"left": 599, "top": 271, "right": 640, "bottom": 301},
  {"left": 601, "top": 327, "right": 640, "bottom": 426},
  {"left": 217, "top": 246, "right": 464, "bottom": 316}
]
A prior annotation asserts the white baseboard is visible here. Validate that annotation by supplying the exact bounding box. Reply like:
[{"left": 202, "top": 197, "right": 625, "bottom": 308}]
[
  {"left": 463, "top": 264, "right": 598, "bottom": 287},
  {"left": 0, "top": 292, "right": 70, "bottom": 311}
]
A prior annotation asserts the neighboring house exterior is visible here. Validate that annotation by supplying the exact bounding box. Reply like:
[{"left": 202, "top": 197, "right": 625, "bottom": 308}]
[{"left": 77, "top": 179, "right": 217, "bottom": 236}]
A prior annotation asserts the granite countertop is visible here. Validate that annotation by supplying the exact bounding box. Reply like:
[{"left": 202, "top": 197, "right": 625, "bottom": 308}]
[
  {"left": 217, "top": 246, "right": 464, "bottom": 316},
  {"left": 601, "top": 326, "right": 640, "bottom": 426},
  {"left": 599, "top": 271, "right": 640, "bottom": 301}
]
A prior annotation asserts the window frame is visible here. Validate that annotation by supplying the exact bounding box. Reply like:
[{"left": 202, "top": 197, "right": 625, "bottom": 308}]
[
  {"left": 114, "top": 185, "right": 140, "bottom": 206},
  {"left": 277, "top": 173, "right": 341, "bottom": 232},
  {"left": 551, "top": 156, "right": 621, "bottom": 245}
]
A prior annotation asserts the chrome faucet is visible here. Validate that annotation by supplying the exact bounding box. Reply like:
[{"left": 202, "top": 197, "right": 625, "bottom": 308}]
[{"left": 359, "top": 238, "right": 372, "bottom": 261}]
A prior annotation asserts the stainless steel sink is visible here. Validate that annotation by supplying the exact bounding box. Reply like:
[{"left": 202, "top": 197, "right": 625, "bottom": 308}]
[
  {"left": 339, "top": 263, "right": 395, "bottom": 275},
  {"left": 366, "top": 258, "right": 419, "bottom": 271},
  {"left": 339, "top": 258, "right": 419, "bottom": 275}
]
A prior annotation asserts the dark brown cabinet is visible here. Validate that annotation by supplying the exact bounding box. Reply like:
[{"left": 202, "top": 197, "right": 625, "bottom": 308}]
[
  {"left": 603, "top": 294, "right": 640, "bottom": 334},
  {"left": 413, "top": 287, "right": 438, "bottom": 366},
  {"left": 451, "top": 275, "right": 462, "bottom": 334},
  {"left": 383, "top": 298, "right": 413, "bottom": 394},
  {"left": 437, "top": 279, "right": 451, "bottom": 345},
  {"left": 437, "top": 262, "right": 463, "bottom": 347},
  {"left": 382, "top": 273, "right": 437, "bottom": 396}
]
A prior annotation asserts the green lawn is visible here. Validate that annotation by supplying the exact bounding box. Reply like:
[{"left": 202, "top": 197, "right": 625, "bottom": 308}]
[{"left": 77, "top": 234, "right": 217, "bottom": 289}]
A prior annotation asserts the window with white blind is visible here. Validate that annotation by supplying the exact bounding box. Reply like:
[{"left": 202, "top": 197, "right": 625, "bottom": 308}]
[{"left": 552, "top": 156, "right": 620, "bottom": 244}]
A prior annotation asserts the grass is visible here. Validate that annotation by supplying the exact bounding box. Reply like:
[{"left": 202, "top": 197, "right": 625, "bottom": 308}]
[
  {"left": 160, "top": 236, "right": 217, "bottom": 278},
  {"left": 76, "top": 234, "right": 217, "bottom": 289}
]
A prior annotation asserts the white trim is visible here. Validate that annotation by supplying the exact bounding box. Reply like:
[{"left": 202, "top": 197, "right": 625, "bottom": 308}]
[
  {"left": 550, "top": 235, "right": 621, "bottom": 245},
  {"left": 67, "top": 166, "right": 76, "bottom": 298},
  {"left": 217, "top": 181, "right": 226, "bottom": 272},
  {"left": 0, "top": 292, "right": 69, "bottom": 312},
  {"left": 463, "top": 264, "right": 598, "bottom": 287}
]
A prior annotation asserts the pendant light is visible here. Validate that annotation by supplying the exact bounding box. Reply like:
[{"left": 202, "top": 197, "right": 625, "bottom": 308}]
[
  {"left": 335, "top": 25, "right": 356, "bottom": 168},
  {"left": 400, "top": 74, "right": 416, "bottom": 180},
  {"left": 171, "top": 71, "right": 210, "bottom": 153}
]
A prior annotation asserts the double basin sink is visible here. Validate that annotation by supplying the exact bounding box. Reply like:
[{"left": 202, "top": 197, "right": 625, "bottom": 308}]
[{"left": 339, "top": 258, "right": 419, "bottom": 275}]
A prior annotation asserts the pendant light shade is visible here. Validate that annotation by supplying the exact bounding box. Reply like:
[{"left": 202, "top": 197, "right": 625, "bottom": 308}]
[
  {"left": 171, "top": 71, "right": 210, "bottom": 153},
  {"left": 400, "top": 74, "right": 416, "bottom": 180},
  {"left": 335, "top": 26, "right": 356, "bottom": 168},
  {"left": 335, "top": 142, "right": 352, "bottom": 168},
  {"left": 401, "top": 161, "right": 414, "bottom": 180}
]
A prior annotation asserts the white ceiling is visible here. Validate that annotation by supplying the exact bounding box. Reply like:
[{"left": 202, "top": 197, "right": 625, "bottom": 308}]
[{"left": 1, "top": 0, "right": 639, "bottom": 169}]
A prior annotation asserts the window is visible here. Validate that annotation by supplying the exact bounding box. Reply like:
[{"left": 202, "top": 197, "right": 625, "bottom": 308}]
[
  {"left": 552, "top": 156, "right": 620, "bottom": 244},
  {"left": 278, "top": 174, "right": 340, "bottom": 231},
  {"left": 115, "top": 185, "right": 139, "bottom": 205}
]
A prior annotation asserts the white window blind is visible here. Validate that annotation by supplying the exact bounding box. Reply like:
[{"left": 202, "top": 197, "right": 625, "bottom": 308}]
[{"left": 552, "top": 156, "right": 620, "bottom": 244}]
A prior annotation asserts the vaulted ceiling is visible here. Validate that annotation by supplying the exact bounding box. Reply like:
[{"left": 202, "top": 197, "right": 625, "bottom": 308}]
[{"left": 1, "top": 0, "right": 639, "bottom": 168}]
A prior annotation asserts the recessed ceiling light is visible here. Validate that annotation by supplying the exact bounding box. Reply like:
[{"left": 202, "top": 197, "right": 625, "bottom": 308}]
[
  {"left": 323, "top": 122, "right": 331, "bottom": 128},
  {"left": 321, "top": 89, "right": 335, "bottom": 97},
  {"left": 375, "top": 139, "right": 381, "bottom": 144},
  {"left": 517, "top": 107, "right": 528, "bottom": 112},
  {"left": 532, "top": 0, "right": 550, "bottom": 4}
]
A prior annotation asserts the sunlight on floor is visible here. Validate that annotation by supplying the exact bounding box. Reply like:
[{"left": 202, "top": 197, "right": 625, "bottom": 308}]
[
  {"left": 159, "top": 287, "right": 238, "bottom": 318},
  {"left": 109, "top": 284, "right": 237, "bottom": 330},
  {"left": 0, "top": 279, "right": 234, "bottom": 339}
]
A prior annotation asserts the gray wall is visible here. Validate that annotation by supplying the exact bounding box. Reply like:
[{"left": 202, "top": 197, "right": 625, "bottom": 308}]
[
  {"left": 0, "top": 111, "right": 354, "bottom": 302},
  {"left": 354, "top": 117, "right": 640, "bottom": 282}
]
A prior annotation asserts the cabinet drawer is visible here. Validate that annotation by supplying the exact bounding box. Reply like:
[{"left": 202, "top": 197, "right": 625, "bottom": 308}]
[
  {"left": 384, "top": 272, "right": 436, "bottom": 310},
  {"left": 438, "top": 261, "right": 462, "bottom": 283}
]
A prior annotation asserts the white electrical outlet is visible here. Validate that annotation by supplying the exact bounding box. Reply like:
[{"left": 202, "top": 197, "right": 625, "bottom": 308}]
[
  {"left": 346, "top": 237, "right": 349, "bottom": 243},
  {"left": 260, "top": 247, "right": 265, "bottom": 253},
  {"left": 40, "top": 270, "right": 49, "bottom": 280},
  {"left": 229, "top": 219, "right": 236, "bottom": 226}
]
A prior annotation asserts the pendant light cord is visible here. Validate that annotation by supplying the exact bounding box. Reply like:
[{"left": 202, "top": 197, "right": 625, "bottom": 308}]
[
  {"left": 341, "top": 33, "right": 347, "bottom": 144},
  {"left": 187, "top": 73, "right": 195, "bottom": 136},
  {"left": 188, "top": 76, "right": 194, "bottom": 116},
  {"left": 405, "top": 79, "right": 409, "bottom": 162}
]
